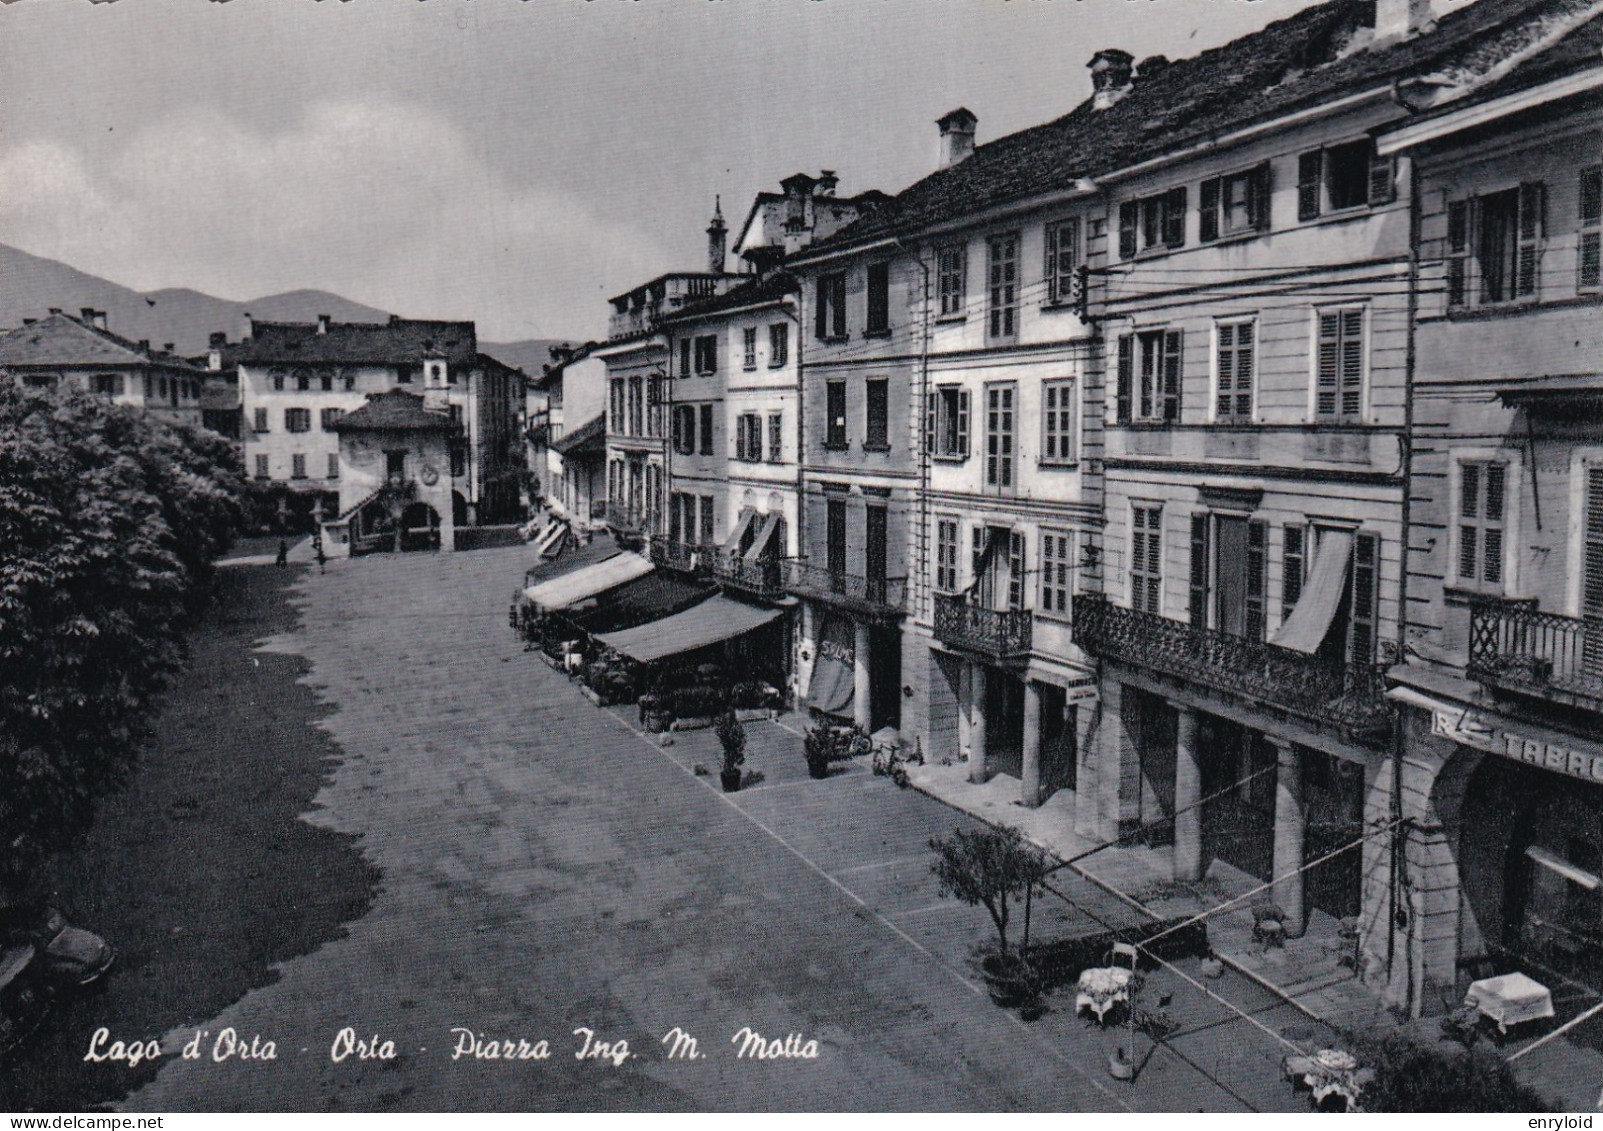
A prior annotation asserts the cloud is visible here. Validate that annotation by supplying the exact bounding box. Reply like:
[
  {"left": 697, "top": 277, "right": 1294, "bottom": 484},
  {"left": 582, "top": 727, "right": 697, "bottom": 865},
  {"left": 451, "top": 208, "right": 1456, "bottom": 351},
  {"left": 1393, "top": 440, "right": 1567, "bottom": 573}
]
[{"left": 0, "top": 98, "right": 662, "bottom": 338}]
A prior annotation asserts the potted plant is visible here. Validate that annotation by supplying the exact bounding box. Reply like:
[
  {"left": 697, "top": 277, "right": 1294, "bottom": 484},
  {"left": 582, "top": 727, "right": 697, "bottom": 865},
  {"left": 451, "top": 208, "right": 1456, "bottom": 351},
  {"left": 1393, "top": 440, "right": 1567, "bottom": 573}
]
[
  {"left": 803, "top": 723, "right": 835, "bottom": 779},
  {"left": 716, "top": 710, "right": 746, "bottom": 793},
  {"left": 929, "top": 825, "right": 1051, "bottom": 1010}
]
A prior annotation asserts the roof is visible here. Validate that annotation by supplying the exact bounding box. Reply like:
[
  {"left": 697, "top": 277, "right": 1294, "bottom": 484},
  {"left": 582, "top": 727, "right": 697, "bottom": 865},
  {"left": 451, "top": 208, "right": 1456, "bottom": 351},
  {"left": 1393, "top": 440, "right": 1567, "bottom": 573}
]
[
  {"left": 228, "top": 317, "right": 477, "bottom": 366},
  {"left": 0, "top": 312, "right": 205, "bottom": 371},
  {"left": 198, "top": 381, "right": 240, "bottom": 411},
  {"left": 656, "top": 271, "right": 799, "bottom": 325},
  {"left": 521, "top": 552, "right": 653, "bottom": 611},
  {"left": 533, "top": 341, "right": 601, "bottom": 391},
  {"left": 593, "top": 594, "right": 782, "bottom": 664},
  {"left": 1495, "top": 373, "right": 1603, "bottom": 406},
  {"left": 550, "top": 412, "right": 606, "bottom": 455},
  {"left": 332, "top": 389, "right": 459, "bottom": 433},
  {"left": 803, "top": 0, "right": 1603, "bottom": 257}
]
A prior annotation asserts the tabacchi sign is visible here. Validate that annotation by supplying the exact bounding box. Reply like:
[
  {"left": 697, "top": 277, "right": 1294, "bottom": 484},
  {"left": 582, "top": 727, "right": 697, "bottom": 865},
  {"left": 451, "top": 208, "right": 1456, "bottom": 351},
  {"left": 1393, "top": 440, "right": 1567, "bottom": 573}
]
[{"left": 1432, "top": 709, "right": 1603, "bottom": 784}]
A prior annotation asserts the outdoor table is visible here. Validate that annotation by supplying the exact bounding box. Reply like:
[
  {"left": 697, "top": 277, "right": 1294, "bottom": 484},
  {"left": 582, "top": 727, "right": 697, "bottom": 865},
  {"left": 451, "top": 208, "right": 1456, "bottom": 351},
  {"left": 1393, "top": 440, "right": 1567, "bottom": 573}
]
[
  {"left": 1075, "top": 966, "right": 1133, "bottom": 1025},
  {"left": 1282, "top": 1048, "right": 1372, "bottom": 1111},
  {"left": 1464, "top": 972, "right": 1555, "bottom": 1034}
]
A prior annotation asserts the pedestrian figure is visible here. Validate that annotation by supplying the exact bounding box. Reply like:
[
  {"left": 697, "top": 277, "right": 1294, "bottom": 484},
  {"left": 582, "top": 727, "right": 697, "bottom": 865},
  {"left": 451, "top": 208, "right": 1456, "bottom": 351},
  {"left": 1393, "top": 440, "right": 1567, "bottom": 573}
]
[
  {"left": 314, "top": 537, "right": 327, "bottom": 574},
  {"left": 276, "top": 539, "right": 288, "bottom": 568}
]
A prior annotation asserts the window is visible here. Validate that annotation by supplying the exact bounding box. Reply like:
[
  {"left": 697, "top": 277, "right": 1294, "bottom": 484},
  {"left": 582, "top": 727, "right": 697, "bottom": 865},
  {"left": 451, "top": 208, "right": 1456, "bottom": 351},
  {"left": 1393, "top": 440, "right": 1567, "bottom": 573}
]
[
  {"left": 295, "top": 369, "right": 310, "bottom": 392},
  {"left": 769, "top": 323, "right": 788, "bottom": 367},
  {"left": 1041, "top": 379, "right": 1076, "bottom": 464},
  {"left": 1007, "top": 531, "right": 1027, "bottom": 611},
  {"left": 1471, "top": 183, "right": 1546, "bottom": 304},
  {"left": 1044, "top": 219, "right": 1081, "bottom": 305},
  {"left": 866, "top": 262, "right": 891, "bottom": 334},
  {"left": 327, "top": 453, "right": 339, "bottom": 479},
  {"left": 1215, "top": 318, "right": 1256, "bottom": 421},
  {"left": 285, "top": 407, "right": 311, "bottom": 433},
  {"left": 397, "top": 365, "right": 415, "bottom": 385},
  {"left": 448, "top": 404, "right": 464, "bottom": 427},
  {"left": 1581, "top": 166, "right": 1602, "bottom": 292},
  {"left": 1131, "top": 505, "right": 1162, "bottom": 614},
  {"left": 984, "top": 383, "right": 1016, "bottom": 490},
  {"left": 253, "top": 406, "right": 269, "bottom": 433},
  {"left": 826, "top": 498, "right": 847, "bottom": 578},
  {"left": 1446, "top": 198, "right": 1470, "bottom": 308},
  {"left": 450, "top": 443, "right": 466, "bottom": 479},
  {"left": 1040, "top": 529, "right": 1073, "bottom": 617},
  {"left": 815, "top": 272, "right": 847, "bottom": 339},
  {"left": 736, "top": 413, "right": 762, "bottom": 461},
  {"left": 987, "top": 232, "right": 1019, "bottom": 338},
  {"left": 610, "top": 379, "right": 625, "bottom": 434},
  {"left": 628, "top": 376, "right": 643, "bottom": 436},
  {"left": 1349, "top": 533, "right": 1380, "bottom": 664},
  {"left": 320, "top": 407, "right": 345, "bottom": 431},
  {"left": 1200, "top": 163, "right": 1271, "bottom": 241},
  {"left": 936, "top": 518, "right": 959, "bottom": 593},
  {"left": 254, "top": 454, "right": 269, "bottom": 479},
  {"left": 1118, "top": 187, "right": 1186, "bottom": 258},
  {"left": 679, "top": 337, "right": 693, "bottom": 379},
  {"left": 929, "top": 385, "right": 971, "bottom": 460},
  {"left": 320, "top": 371, "right": 333, "bottom": 392},
  {"left": 742, "top": 327, "right": 757, "bottom": 369},
  {"left": 1456, "top": 460, "right": 1508, "bottom": 592},
  {"left": 1315, "top": 308, "right": 1364, "bottom": 421},
  {"left": 694, "top": 335, "right": 718, "bottom": 375},
  {"left": 768, "top": 413, "right": 783, "bottom": 462},
  {"left": 673, "top": 405, "right": 696, "bottom": 455},
  {"left": 271, "top": 370, "right": 285, "bottom": 392},
  {"left": 865, "top": 379, "right": 889, "bottom": 449},
  {"left": 825, "top": 380, "right": 847, "bottom": 448},
  {"left": 1189, "top": 517, "right": 1267, "bottom": 640},
  {"left": 699, "top": 494, "right": 715, "bottom": 546},
  {"left": 647, "top": 375, "right": 664, "bottom": 438},
  {"left": 699, "top": 403, "right": 713, "bottom": 456},
  {"left": 291, "top": 453, "right": 307, "bottom": 480},
  {"left": 92, "top": 373, "right": 123, "bottom": 397},
  {"left": 866, "top": 505, "right": 889, "bottom": 597},
  {"left": 1298, "top": 139, "right": 1394, "bottom": 220},
  {"left": 1283, "top": 525, "right": 1306, "bottom": 619},
  {"left": 1115, "top": 329, "right": 1183, "bottom": 423},
  {"left": 344, "top": 370, "right": 356, "bottom": 392},
  {"left": 937, "top": 245, "right": 966, "bottom": 318}
]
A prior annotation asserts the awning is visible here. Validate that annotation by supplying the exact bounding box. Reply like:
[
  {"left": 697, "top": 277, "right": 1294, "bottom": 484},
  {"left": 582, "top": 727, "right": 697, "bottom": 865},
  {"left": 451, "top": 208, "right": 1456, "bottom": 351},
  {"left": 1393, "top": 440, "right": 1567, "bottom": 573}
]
[
  {"left": 722, "top": 508, "right": 757, "bottom": 554},
  {"left": 744, "top": 511, "right": 784, "bottom": 562},
  {"left": 567, "top": 572, "right": 715, "bottom": 633},
  {"left": 1270, "top": 528, "right": 1352, "bottom": 654},
  {"left": 1495, "top": 373, "right": 1603, "bottom": 410},
  {"left": 522, "top": 552, "right": 651, "bottom": 611},
  {"left": 807, "top": 613, "right": 857, "bottom": 717},
  {"left": 594, "top": 595, "right": 782, "bottom": 664}
]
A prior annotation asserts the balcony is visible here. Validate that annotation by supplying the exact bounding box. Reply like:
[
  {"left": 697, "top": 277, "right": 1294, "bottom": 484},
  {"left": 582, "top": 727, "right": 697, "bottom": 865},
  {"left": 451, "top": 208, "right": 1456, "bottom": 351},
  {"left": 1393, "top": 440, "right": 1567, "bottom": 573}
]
[
  {"left": 933, "top": 593, "right": 1033, "bottom": 664},
  {"left": 1072, "top": 595, "right": 1392, "bottom": 743},
  {"left": 784, "top": 561, "right": 906, "bottom": 619},
  {"left": 1469, "top": 598, "right": 1603, "bottom": 712},
  {"left": 608, "top": 504, "right": 653, "bottom": 533},
  {"left": 713, "top": 555, "right": 788, "bottom": 602},
  {"left": 648, "top": 537, "right": 711, "bottom": 577}
]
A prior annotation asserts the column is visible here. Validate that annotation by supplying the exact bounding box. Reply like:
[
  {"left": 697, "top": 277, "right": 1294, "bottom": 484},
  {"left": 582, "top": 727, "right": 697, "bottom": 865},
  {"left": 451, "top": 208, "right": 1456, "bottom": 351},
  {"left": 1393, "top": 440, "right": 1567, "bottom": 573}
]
[
  {"left": 1172, "top": 706, "right": 1202, "bottom": 883},
  {"left": 1020, "top": 680, "right": 1042, "bottom": 807},
  {"left": 852, "top": 620, "right": 872, "bottom": 730},
  {"left": 956, "top": 662, "right": 972, "bottom": 764},
  {"left": 1270, "top": 738, "right": 1307, "bottom": 938},
  {"left": 969, "top": 663, "right": 989, "bottom": 784}
]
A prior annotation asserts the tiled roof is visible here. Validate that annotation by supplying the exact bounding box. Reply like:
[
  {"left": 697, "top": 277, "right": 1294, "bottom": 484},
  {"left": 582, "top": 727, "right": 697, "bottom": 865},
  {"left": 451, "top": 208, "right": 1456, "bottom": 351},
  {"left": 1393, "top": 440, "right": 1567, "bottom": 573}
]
[
  {"left": 658, "top": 271, "right": 798, "bottom": 324},
  {"left": 228, "top": 318, "right": 477, "bottom": 366},
  {"left": 0, "top": 312, "right": 204, "bottom": 371},
  {"left": 804, "top": 0, "right": 1597, "bottom": 256},
  {"left": 332, "top": 389, "right": 458, "bottom": 433},
  {"left": 551, "top": 412, "right": 606, "bottom": 455}
]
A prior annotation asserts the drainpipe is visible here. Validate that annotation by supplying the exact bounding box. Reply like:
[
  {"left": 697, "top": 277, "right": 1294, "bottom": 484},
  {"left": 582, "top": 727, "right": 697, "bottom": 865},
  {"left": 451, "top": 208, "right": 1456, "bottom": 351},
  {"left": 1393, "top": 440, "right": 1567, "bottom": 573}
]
[{"left": 895, "top": 235, "right": 933, "bottom": 628}]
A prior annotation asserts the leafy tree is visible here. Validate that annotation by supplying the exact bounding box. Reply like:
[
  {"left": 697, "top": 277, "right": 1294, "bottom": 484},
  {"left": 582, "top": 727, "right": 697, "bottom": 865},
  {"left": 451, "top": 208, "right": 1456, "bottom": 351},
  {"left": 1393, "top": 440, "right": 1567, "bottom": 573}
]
[
  {"left": 1341, "top": 1026, "right": 1548, "bottom": 1112},
  {"left": 929, "top": 825, "right": 1051, "bottom": 953},
  {"left": 0, "top": 380, "right": 246, "bottom": 896}
]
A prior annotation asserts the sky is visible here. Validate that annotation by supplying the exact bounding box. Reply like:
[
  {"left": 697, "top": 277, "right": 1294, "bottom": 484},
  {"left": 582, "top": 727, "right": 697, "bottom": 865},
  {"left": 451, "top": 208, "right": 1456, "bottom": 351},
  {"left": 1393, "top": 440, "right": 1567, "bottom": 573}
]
[{"left": 0, "top": 0, "right": 1349, "bottom": 343}]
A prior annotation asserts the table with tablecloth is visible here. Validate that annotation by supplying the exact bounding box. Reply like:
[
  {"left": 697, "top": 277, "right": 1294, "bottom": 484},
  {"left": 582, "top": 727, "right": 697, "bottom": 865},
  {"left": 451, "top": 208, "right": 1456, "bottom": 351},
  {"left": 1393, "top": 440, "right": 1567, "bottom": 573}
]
[
  {"left": 1464, "top": 972, "right": 1555, "bottom": 1034},
  {"left": 1075, "top": 966, "right": 1133, "bottom": 1024}
]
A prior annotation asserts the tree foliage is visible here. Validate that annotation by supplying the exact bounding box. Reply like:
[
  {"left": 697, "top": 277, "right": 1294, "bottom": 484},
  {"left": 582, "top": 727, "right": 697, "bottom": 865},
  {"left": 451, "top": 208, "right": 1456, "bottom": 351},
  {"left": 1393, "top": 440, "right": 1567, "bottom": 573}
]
[
  {"left": 1342, "top": 1026, "right": 1548, "bottom": 1112},
  {"left": 929, "top": 825, "right": 1050, "bottom": 953},
  {"left": 0, "top": 379, "right": 247, "bottom": 895}
]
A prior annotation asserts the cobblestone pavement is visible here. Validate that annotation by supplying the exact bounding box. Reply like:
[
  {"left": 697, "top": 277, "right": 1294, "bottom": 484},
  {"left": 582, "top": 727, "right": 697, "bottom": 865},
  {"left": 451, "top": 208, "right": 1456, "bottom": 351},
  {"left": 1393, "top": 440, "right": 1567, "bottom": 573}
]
[{"left": 124, "top": 546, "right": 1327, "bottom": 1112}]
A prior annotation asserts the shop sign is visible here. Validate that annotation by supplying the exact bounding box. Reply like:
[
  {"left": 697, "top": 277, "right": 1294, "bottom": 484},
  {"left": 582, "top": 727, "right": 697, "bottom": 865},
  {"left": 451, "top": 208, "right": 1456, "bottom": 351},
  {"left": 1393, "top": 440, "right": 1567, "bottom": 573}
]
[{"left": 1432, "top": 708, "right": 1603, "bottom": 784}]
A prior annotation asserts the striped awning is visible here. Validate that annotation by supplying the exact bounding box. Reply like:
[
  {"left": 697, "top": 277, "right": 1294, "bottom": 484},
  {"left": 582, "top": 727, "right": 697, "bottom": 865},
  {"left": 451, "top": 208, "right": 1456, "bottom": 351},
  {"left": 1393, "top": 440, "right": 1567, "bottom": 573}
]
[
  {"left": 594, "top": 595, "right": 781, "bottom": 664},
  {"left": 522, "top": 552, "right": 652, "bottom": 611}
]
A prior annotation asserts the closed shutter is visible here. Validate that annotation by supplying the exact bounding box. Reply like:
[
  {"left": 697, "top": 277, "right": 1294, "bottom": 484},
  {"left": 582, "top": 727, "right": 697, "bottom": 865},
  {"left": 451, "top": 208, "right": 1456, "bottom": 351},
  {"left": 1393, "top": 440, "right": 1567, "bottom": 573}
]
[
  {"left": 1119, "top": 201, "right": 1139, "bottom": 259},
  {"left": 1584, "top": 468, "right": 1603, "bottom": 675},
  {"left": 1163, "top": 187, "right": 1187, "bottom": 248},
  {"left": 1116, "top": 335, "right": 1134, "bottom": 423},
  {"left": 1367, "top": 150, "right": 1395, "bottom": 206},
  {"left": 1189, "top": 513, "right": 1211, "bottom": 628},
  {"left": 1161, "top": 329, "right": 1183, "bottom": 422},
  {"left": 1199, "top": 178, "right": 1221, "bottom": 243},
  {"left": 1246, "top": 521, "right": 1267, "bottom": 642},
  {"left": 1517, "top": 181, "right": 1546, "bottom": 298},
  {"left": 1298, "top": 151, "right": 1323, "bottom": 221},
  {"left": 1446, "top": 200, "right": 1470, "bottom": 307},
  {"left": 1580, "top": 167, "right": 1602, "bottom": 291},
  {"left": 1250, "top": 161, "right": 1273, "bottom": 231},
  {"left": 1349, "top": 533, "right": 1378, "bottom": 665}
]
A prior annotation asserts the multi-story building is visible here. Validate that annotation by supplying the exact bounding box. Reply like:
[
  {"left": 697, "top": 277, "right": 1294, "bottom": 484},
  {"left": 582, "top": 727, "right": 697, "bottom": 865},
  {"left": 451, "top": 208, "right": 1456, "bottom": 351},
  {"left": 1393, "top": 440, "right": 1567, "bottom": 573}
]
[
  {"left": 0, "top": 308, "right": 210, "bottom": 428},
  {"left": 527, "top": 341, "right": 608, "bottom": 531},
  {"left": 1376, "top": 7, "right": 1603, "bottom": 1019},
  {"left": 229, "top": 314, "right": 525, "bottom": 530}
]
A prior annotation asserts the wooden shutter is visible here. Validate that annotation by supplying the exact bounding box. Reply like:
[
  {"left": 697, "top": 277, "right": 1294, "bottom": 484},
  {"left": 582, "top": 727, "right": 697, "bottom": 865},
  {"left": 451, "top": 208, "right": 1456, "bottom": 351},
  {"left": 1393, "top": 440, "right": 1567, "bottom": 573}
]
[
  {"left": 1216, "top": 321, "right": 1235, "bottom": 419},
  {"left": 957, "top": 388, "right": 971, "bottom": 456},
  {"left": 1517, "top": 181, "right": 1546, "bottom": 298},
  {"left": 1349, "top": 533, "right": 1378, "bottom": 664},
  {"left": 1250, "top": 161, "right": 1273, "bottom": 231},
  {"left": 1446, "top": 199, "right": 1470, "bottom": 307},
  {"left": 1163, "top": 187, "right": 1187, "bottom": 248},
  {"left": 924, "top": 390, "right": 935, "bottom": 457},
  {"left": 1339, "top": 309, "right": 1363, "bottom": 419},
  {"left": 1283, "top": 525, "right": 1305, "bottom": 617},
  {"left": 814, "top": 278, "right": 829, "bottom": 338},
  {"left": 1199, "top": 178, "right": 1221, "bottom": 243},
  {"left": 1117, "top": 334, "right": 1134, "bottom": 422},
  {"left": 1298, "top": 150, "right": 1323, "bottom": 221},
  {"left": 1119, "top": 201, "right": 1139, "bottom": 259},
  {"left": 1189, "top": 513, "right": 1211, "bottom": 628},
  {"left": 1161, "top": 329, "right": 1183, "bottom": 423},
  {"left": 1580, "top": 167, "right": 1602, "bottom": 291},
  {"left": 1367, "top": 149, "right": 1395, "bottom": 206},
  {"left": 1585, "top": 469, "right": 1603, "bottom": 675},
  {"left": 1008, "top": 531, "right": 1026, "bottom": 611},
  {"left": 1246, "top": 521, "right": 1267, "bottom": 641}
]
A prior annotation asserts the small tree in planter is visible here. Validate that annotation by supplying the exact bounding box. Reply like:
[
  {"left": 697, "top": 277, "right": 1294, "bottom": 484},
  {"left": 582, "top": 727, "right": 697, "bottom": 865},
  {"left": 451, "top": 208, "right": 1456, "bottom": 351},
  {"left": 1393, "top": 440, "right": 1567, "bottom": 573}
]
[
  {"left": 929, "top": 825, "right": 1051, "bottom": 1007},
  {"left": 715, "top": 710, "right": 746, "bottom": 793}
]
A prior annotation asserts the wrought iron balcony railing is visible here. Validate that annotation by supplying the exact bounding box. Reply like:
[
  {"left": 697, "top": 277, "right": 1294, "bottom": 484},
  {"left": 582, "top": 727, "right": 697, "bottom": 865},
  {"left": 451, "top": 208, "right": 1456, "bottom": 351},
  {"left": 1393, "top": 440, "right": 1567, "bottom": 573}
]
[
  {"left": 933, "top": 592, "right": 1033, "bottom": 663},
  {"left": 1468, "top": 598, "right": 1603, "bottom": 711},
  {"left": 714, "top": 555, "right": 788, "bottom": 601},
  {"left": 649, "top": 537, "right": 712, "bottom": 576},
  {"left": 608, "top": 504, "right": 654, "bottom": 532},
  {"left": 783, "top": 561, "right": 906, "bottom": 617},
  {"left": 1072, "top": 595, "right": 1392, "bottom": 742}
]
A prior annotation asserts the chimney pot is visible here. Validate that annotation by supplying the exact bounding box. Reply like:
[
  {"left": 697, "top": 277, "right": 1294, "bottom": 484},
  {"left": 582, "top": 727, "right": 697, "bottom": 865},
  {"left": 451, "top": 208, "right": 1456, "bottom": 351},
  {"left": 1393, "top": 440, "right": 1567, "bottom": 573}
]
[
  {"left": 22, "top": 317, "right": 35, "bottom": 326},
  {"left": 937, "top": 107, "right": 978, "bottom": 170},
  {"left": 1136, "top": 54, "right": 1170, "bottom": 80},
  {"left": 1089, "top": 49, "right": 1136, "bottom": 109},
  {"left": 209, "top": 331, "right": 227, "bottom": 349},
  {"left": 138, "top": 340, "right": 150, "bottom": 352},
  {"left": 163, "top": 343, "right": 174, "bottom": 354},
  {"left": 94, "top": 311, "right": 107, "bottom": 331},
  {"left": 48, "top": 308, "right": 62, "bottom": 316},
  {"left": 316, "top": 313, "right": 331, "bottom": 334},
  {"left": 241, "top": 312, "right": 254, "bottom": 342},
  {"left": 1373, "top": 0, "right": 1432, "bottom": 41},
  {"left": 80, "top": 307, "right": 96, "bottom": 323}
]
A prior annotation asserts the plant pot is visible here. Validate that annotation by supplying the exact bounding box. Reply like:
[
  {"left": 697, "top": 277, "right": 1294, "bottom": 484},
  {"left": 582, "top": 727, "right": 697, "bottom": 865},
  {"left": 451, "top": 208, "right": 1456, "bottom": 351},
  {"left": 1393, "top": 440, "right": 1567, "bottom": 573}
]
[
  {"left": 980, "top": 953, "right": 1038, "bottom": 1008},
  {"left": 1108, "top": 1048, "right": 1134, "bottom": 1080},
  {"left": 806, "top": 760, "right": 830, "bottom": 780},
  {"left": 720, "top": 768, "right": 742, "bottom": 793},
  {"left": 643, "top": 711, "right": 672, "bottom": 733},
  {"left": 1200, "top": 957, "right": 1224, "bottom": 979}
]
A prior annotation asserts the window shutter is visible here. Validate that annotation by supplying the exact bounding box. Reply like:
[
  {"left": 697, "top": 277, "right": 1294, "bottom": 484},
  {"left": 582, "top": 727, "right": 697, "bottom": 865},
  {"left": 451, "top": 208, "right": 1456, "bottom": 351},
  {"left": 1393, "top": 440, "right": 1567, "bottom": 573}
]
[
  {"left": 1298, "top": 151, "right": 1323, "bottom": 221},
  {"left": 1163, "top": 187, "right": 1187, "bottom": 248},
  {"left": 1199, "top": 178, "right": 1221, "bottom": 243},
  {"left": 1584, "top": 467, "right": 1603, "bottom": 622},
  {"left": 1283, "top": 525, "right": 1305, "bottom": 616},
  {"left": 1117, "top": 334, "right": 1134, "bottom": 423},
  {"left": 1008, "top": 531, "right": 1026, "bottom": 611},
  {"left": 1189, "top": 513, "right": 1211, "bottom": 628},
  {"left": 924, "top": 390, "right": 935, "bottom": 457},
  {"left": 814, "top": 279, "right": 828, "bottom": 338},
  {"left": 1367, "top": 150, "right": 1395, "bottom": 206},
  {"left": 1162, "top": 329, "right": 1183, "bottom": 423},
  {"left": 1316, "top": 312, "right": 1339, "bottom": 417},
  {"left": 1349, "top": 533, "right": 1378, "bottom": 664},
  {"left": 1216, "top": 321, "right": 1235, "bottom": 418},
  {"left": 1446, "top": 199, "right": 1469, "bottom": 307},
  {"left": 1483, "top": 463, "right": 1505, "bottom": 586},
  {"left": 1517, "top": 181, "right": 1546, "bottom": 298},
  {"left": 1251, "top": 161, "right": 1273, "bottom": 231},
  {"left": 1340, "top": 309, "right": 1363, "bottom": 419},
  {"left": 1246, "top": 521, "right": 1266, "bottom": 641},
  {"left": 1044, "top": 224, "right": 1060, "bottom": 299},
  {"left": 1580, "top": 167, "right": 1602, "bottom": 290},
  {"left": 1119, "top": 201, "right": 1138, "bottom": 259},
  {"left": 958, "top": 388, "right": 971, "bottom": 455}
]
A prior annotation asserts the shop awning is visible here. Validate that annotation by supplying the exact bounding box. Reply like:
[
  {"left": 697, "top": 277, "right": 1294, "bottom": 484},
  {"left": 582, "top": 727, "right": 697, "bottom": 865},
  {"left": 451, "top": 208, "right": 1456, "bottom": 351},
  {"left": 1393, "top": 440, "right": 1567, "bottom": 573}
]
[
  {"left": 567, "top": 572, "right": 716, "bottom": 633},
  {"left": 522, "top": 552, "right": 652, "bottom": 611},
  {"left": 593, "top": 595, "right": 781, "bottom": 664},
  {"left": 722, "top": 508, "right": 757, "bottom": 554},
  {"left": 1270, "top": 528, "right": 1352, "bottom": 654},
  {"left": 744, "top": 511, "right": 784, "bottom": 562},
  {"left": 1495, "top": 373, "right": 1603, "bottom": 410},
  {"left": 807, "top": 613, "right": 857, "bottom": 717}
]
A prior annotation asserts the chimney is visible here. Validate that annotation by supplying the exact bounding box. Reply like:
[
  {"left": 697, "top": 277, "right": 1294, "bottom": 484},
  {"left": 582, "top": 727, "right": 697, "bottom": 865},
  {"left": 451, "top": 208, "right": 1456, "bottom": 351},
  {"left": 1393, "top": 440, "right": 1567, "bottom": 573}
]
[
  {"left": 241, "top": 311, "right": 254, "bottom": 342},
  {"left": 209, "top": 331, "right": 227, "bottom": 350},
  {"left": 1089, "top": 49, "right": 1135, "bottom": 110},
  {"left": 48, "top": 308, "right": 62, "bottom": 315},
  {"left": 22, "top": 318, "right": 35, "bottom": 326},
  {"left": 937, "top": 108, "right": 977, "bottom": 170},
  {"left": 1136, "top": 55, "right": 1170, "bottom": 81},
  {"left": 316, "top": 313, "right": 331, "bottom": 335},
  {"left": 138, "top": 339, "right": 150, "bottom": 352},
  {"left": 163, "top": 342, "right": 175, "bottom": 355},
  {"left": 814, "top": 170, "right": 839, "bottom": 198},
  {"left": 707, "top": 196, "right": 727, "bottom": 274},
  {"left": 1373, "top": 0, "right": 1433, "bottom": 41}
]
